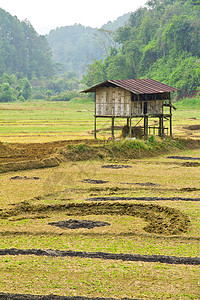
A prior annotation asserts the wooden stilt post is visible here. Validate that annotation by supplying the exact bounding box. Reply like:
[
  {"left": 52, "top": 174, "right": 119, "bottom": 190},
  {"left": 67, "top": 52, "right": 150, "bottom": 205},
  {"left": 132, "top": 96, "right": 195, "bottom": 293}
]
[
  {"left": 127, "top": 117, "right": 129, "bottom": 127},
  {"left": 169, "top": 95, "right": 172, "bottom": 137},
  {"left": 129, "top": 117, "right": 132, "bottom": 137},
  {"left": 170, "top": 114, "right": 172, "bottom": 137},
  {"left": 161, "top": 116, "right": 164, "bottom": 136},
  {"left": 94, "top": 116, "right": 97, "bottom": 139},
  {"left": 159, "top": 116, "right": 164, "bottom": 137},
  {"left": 159, "top": 116, "right": 162, "bottom": 136},
  {"left": 94, "top": 92, "right": 97, "bottom": 139},
  {"left": 112, "top": 117, "right": 114, "bottom": 139},
  {"left": 127, "top": 117, "right": 130, "bottom": 138},
  {"left": 144, "top": 115, "right": 148, "bottom": 140}
]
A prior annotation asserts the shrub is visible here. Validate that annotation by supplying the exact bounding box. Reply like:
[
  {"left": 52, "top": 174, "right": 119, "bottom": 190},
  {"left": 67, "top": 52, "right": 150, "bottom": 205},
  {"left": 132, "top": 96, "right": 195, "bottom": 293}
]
[{"left": 50, "top": 91, "right": 79, "bottom": 101}]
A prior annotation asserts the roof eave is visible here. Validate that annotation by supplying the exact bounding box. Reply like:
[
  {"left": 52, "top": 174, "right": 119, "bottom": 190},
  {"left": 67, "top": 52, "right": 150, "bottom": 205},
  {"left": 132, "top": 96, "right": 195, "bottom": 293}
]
[
  {"left": 80, "top": 80, "right": 110, "bottom": 93},
  {"left": 80, "top": 79, "right": 180, "bottom": 94}
]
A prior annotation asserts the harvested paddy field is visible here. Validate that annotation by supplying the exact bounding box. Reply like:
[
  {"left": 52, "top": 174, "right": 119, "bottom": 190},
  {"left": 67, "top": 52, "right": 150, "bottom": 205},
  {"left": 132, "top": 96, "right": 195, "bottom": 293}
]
[
  {"left": 0, "top": 101, "right": 200, "bottom": 299},
  {"left": 0, "top": 143, "right": 200, "bottom": 299}
]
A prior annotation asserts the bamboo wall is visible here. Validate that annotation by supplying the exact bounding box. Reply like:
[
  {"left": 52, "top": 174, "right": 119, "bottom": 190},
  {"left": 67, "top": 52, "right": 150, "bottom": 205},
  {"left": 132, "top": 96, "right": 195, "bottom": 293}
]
[
  {"left": 96, "top": 87, "right": 131, "bottom": 117},
  {"left": 132, "top": 100, "right": 163, "bottom": 116},
  {"left": 95, "top": 87, "right": 164, "bottom": 117}
]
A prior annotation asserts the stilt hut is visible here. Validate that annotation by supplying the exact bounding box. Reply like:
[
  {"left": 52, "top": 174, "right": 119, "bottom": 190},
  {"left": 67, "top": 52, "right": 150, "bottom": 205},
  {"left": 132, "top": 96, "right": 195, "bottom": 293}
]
[{"left": 81, "top": 79, "right": 178, "bottom": 139}]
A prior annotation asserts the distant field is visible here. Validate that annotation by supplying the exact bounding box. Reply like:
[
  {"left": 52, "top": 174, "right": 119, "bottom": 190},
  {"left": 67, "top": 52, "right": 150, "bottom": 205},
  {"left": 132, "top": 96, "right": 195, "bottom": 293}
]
[
  {"left": 0, "top": 100, "right": 94, "bottom": 142},
  {"left": 0, "top": 99, "right": 126, "bottom": 142},
  {"left": 0, "top": 99, "right": 200, "bottom": 142}
]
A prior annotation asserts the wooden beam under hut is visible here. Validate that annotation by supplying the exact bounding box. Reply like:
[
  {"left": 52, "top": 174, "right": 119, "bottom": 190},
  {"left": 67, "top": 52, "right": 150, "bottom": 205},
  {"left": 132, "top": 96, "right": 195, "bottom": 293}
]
[{"left": 144, "top": 115, "right": 149, "bottom": 140}]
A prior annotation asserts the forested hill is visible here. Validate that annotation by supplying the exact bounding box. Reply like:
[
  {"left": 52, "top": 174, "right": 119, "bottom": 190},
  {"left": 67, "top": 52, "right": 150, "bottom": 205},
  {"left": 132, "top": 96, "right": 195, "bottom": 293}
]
[
  {"left": 101, "top": 12, "right": 131, "bottom": 30},
  {"left": 1, "top": 1, "right": 199, "bottom": 97},
  {"left": 46, "top": 24, "right": 105, "bottom": 78},
  {"left": 0, "top": 8, "right": 55, "bottom": 79},
  {"left": 83, "top": 0, "right": 200, "bottom": 97},
  {"left": 46, "top": 14, "right": 130, "bottom": 77}
]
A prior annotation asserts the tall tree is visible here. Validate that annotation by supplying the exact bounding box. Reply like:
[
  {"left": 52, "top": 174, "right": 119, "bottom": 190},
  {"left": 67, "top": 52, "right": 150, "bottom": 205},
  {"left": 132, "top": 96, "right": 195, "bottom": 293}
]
[
  {"left": 0, "top": 9, "right": 55, "bottom": 79},
  {"left": 83, "top": 0, "right": 200, "bottom": 96}
]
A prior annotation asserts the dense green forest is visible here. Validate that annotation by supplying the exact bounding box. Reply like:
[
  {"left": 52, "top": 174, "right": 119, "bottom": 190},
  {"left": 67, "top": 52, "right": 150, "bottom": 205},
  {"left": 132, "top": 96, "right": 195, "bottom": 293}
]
[
  {"left": 0, "top": 7, "right": 130, "bottom": 101},
  {"left": 101, "top": 13, "right": 131, "bottom": 30},
  {"left": 0, "top": 8, "right": 130, "bottom": 102},
  {"left": 83, "top": 0, "right": 200, "bottom": 97},
  {"left": 0, "top": 9, "right": 85, "bottom": 101},
  {"left": 0, "top": 71, "right": 86, "bottom": 102},
  {"left": 0, "top": 0, "right": 200, "bottom": 102},
  {"left": 0, "top": 8, "right": 55, "bottom": 79}
]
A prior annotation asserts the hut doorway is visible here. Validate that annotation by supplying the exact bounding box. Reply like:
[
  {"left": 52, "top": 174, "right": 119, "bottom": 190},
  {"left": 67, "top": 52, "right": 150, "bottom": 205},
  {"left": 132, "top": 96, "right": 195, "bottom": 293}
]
[{"left": 143, "top": 102, "right": 147, "bottom": 114}]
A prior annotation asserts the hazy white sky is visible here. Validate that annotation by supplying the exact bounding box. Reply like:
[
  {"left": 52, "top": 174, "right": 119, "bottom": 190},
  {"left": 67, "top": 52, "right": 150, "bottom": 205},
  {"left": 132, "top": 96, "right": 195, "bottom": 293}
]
[{"left": 0, "top": 0, "right": 147, "bottom": 34}]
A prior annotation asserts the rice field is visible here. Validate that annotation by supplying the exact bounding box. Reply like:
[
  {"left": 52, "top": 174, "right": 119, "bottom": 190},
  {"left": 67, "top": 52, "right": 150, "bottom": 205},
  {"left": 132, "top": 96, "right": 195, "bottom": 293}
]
[
  {"left": 0, "top": 99, "right": 200, "bottom": 299},
  {"left": 1, "top": 99, "right": 200, "bottom": 143}
]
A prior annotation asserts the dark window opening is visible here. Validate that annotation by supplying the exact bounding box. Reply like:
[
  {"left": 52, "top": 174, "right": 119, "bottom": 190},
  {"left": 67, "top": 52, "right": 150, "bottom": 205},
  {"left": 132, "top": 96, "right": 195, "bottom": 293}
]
[
  {"left": 131, "top": 94, "right": 135, "bottom": 101},
  {"left": 144, "top": 102, "right": 147, "bottom": 114}
]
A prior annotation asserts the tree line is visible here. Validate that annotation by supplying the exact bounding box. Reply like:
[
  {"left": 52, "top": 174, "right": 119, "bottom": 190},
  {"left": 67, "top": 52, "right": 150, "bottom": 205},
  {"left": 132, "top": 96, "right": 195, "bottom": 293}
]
[
  {"left": 82, "top": 0, "right": 200, "bottom": 97},
  {"left": 0, "top": 72, "right": 86, "bottom": 102},
  {"left": 0, "top": 8, "right": 55, "bottom": 79},
  {"left": 0, "top": 0, "right": 199, "bottom": 102},
  {"left": 0, "top": 73, "right": 32, "bottom": 102},
  {"left": 0, "top": 9, "right": 85, "bottom": 102}
]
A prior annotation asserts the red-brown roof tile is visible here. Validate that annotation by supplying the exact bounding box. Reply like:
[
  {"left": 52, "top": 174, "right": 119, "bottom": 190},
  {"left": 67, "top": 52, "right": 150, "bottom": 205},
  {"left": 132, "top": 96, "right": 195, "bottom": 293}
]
[{"left": 81, "top": 79, "right": 179, "bottom": 94}]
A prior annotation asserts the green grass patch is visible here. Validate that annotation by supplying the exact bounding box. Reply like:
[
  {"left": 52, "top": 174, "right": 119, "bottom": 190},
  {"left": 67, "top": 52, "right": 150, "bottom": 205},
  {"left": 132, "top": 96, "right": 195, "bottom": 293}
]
[
  {"left": 175, "top": 97, "right": 200, "bottom": 109},
  {"left": 60, "top": 137, "right": 188, "bottom": 161},
  {"left": 0, "top": 256, "right": 199, "bottom": 299},
  {"left": 1, "top": 98, "right": 200, "bottom": 143}
]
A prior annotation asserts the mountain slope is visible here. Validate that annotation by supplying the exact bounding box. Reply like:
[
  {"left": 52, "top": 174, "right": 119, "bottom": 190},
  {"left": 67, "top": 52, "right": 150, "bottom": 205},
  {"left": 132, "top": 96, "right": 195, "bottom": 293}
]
[
  {"left": 46, "top": 24, "right": 105, "bottom": 77},
  {"left": 0, "top": 8, "right": 54, "bottom": 79},
  {"left": 82, "top": 0, "right": 200, "bottom": 96},
  {"left": 46, "top": 14, "right": 130, "bottom": 77}
]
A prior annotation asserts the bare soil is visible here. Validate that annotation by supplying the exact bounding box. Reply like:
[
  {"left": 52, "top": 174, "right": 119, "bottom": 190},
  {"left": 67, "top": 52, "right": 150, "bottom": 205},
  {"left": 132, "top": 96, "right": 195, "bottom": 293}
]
[
  {"left": 82, "top": 179, "right": 109, "bottom": 184},
  {"left": 86, "top": 196, "right": 200, "bottom": 202},
  {"left": 167, "top": 155, "right": 200, "bottom": 160},
  {"left": 0, "top": 248, "right": 199, "bottom": 265},
  {"left": 101, "top": 165, "right": 132, "bottom": 169},
  {"left": 0, "top": 139, "right": 101, "bottom": 164},
  {"left": 184, "top": 125, "right": 200, "bottom": 130},
  {"left": 181, "top": 161, "right": 200, "bottom": 167},
  {"left": 48, "top": 219, "right": 111, "bottom": 229},
  {"left": 10, "top": 176, "right": 40, "bottom": 180},
  {"left": 132, "top": 182, "right": 160, "bottom": 186},
  {"left": 0, "top": 294, "right": 137, "bottom": 300}
]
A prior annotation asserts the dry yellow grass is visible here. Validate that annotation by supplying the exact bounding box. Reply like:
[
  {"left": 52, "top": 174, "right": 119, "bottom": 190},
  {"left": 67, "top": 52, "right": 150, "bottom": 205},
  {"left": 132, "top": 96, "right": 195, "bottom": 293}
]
[
  {"left": 1, "top": 255, "right": 199, "bottom": 299},
  {"left": 0, "top": 101, "right": 200, "bottom": 299},
  {"left": 0, "top": 148, "right": 200, "bottom": 299}
]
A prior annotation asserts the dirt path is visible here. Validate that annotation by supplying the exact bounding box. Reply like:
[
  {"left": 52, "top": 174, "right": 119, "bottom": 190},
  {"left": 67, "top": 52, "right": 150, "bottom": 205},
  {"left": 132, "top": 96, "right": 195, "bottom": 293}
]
[
  {"left": 86, "top": 196, "right": 200, "bottom": 201},
  {"left": 0, "top": 294, "right": 139, "bottom": 300},
  {"left": 167, "top": 156, "right": 200, "bottom": 160},
  {"left": 0, "top": 248, "right": 199, "bottom": 265}
]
